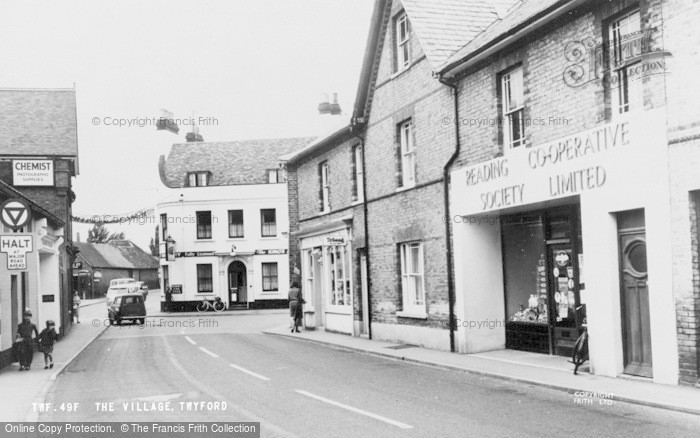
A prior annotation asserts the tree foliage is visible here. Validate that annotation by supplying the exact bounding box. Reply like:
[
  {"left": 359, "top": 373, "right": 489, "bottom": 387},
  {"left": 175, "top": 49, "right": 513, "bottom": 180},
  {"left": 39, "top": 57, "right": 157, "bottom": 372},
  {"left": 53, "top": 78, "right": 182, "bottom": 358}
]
[{"left": 86, "top": 223, "right": 126, "bottom": 243}]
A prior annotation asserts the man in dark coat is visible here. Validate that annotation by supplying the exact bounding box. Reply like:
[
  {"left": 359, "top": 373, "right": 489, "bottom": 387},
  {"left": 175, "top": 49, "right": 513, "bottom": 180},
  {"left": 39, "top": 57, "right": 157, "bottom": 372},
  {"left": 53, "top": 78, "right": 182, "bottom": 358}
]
[
  {"left": 17, "top": 309, "right": 39, "bottom": 371},
  {"left": 288, "top": 282, "right": 304, "bottom": 333}
]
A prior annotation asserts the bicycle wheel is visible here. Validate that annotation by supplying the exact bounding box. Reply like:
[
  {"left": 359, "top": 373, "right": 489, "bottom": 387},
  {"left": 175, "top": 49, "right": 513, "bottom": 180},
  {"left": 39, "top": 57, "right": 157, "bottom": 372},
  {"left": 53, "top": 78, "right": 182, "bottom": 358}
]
[
  {"left": 196, "top": 301, "right": 208, "bottom": 312},
  {"left": 213, "top": 300, "right": 225, "bottom": 312},
  {"left": 571, "top": 331, "right": 588, "bottom": 375}
]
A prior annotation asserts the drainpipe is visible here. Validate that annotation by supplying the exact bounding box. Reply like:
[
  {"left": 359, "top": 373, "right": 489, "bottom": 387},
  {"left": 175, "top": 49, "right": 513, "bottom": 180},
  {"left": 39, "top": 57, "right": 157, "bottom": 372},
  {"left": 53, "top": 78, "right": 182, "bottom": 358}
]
[
  {"left": 351, "top": 127, "right": 372, "bottom": 340},
  {"left": 438, "top": 75, "right": 460, "bottom": 353}
]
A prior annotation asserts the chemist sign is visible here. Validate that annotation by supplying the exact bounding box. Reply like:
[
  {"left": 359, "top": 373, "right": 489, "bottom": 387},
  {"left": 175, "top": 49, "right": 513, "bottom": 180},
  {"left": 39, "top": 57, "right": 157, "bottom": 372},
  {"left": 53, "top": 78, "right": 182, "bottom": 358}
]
[
  {"left": 0, "top": 235, "right": 33, "bottom": 270},
  {"left": 12, "top": 160, "right": 54, "bottom": 186}
]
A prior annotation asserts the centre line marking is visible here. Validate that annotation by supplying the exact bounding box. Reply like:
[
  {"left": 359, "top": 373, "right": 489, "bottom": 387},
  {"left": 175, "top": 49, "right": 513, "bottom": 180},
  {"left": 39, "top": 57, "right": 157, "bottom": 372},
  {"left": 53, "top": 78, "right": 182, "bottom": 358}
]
[
  {"left": 229, "top": 364, "right": 271, "bottom": 381},
  {"left": 185, "top": 336, "right": 196, "bottom": 345},
  {"left": 294, "top": 390, "right": 413, "bottom": 429},
  {"left": 199, "top": 347, "right": 219, "bottom": 358}
]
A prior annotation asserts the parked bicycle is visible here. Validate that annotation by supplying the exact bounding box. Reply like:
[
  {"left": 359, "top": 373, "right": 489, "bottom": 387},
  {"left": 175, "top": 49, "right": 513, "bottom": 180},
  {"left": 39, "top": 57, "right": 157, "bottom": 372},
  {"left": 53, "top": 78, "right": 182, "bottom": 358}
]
[
  {"left": 196, "top": 296, "right": 226, "bottom": 312},
  {"left": 569, "top": 305, "right": 588, "bottom": 375}
]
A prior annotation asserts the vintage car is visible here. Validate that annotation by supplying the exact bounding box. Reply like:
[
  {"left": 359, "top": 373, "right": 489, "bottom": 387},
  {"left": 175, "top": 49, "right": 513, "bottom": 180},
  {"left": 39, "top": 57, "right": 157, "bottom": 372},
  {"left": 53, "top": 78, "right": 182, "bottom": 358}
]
[
  {"left": 105, "top": 283, "right": 140, "bottom": 304},
  {"left": 108, "top": 293, "right": 146, "bottom": 325}
]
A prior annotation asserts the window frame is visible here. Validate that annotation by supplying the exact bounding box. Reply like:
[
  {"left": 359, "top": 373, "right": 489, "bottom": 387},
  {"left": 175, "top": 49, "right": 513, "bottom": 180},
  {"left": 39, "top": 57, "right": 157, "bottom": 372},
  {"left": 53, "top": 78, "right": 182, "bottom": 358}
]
[
  {"left": 260, "top": 208, "right": 277, "bottom": 237},
  {"left": 399, "top": 241, "right": 426, "bottom": 314},
  {"left": 261, "top": 262, "right": 279, "bottom": 292},
  {"left": 609, "top": 9, "right": 642, "bottom": 115},
  {"left": 196, "top": 211, "right": 212, "bottom": 240},
  {"left": 320, "top": 161, "right": 330, "bottom": 212},
  {"left": 228, "top": 210, "right": 244, "bottom": 238},
  {"left": 399, "top": 120, "right": 415, "bottom": 188},
  {"left": 501, "top": 66, "right": 525, "bottom": 149},
  {"left": 187, "top": 172, "right": 209, "bottom": 187},
  {"left": 327, "top": 245, "right": 351, "bottom": 307},
  {"left": 395, "top": 12, "right": 411, "bottom": 72},
  {"left": 160, "top": 213, "right": 168, "bottom": 240},
  {"left": 196, "top": 264, "right": 213, "bottom": 293},
  {"left": 352, "top": 144, "right": 364, "bottom": 202}
]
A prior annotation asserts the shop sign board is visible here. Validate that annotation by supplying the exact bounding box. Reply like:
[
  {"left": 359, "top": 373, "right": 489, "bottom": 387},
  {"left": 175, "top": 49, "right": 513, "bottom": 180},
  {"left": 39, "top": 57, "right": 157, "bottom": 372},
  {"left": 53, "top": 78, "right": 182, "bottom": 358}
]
[
  {"left": 12, "top": 160, "right": 54, "bottom": 186},
  {"left": 254, "top": 249, "right": 288, "bottom": 255},
  {"left": 325, "top": 237, "right": 346, "bottom": 246},
  {"left": 171, "top": 284, "right": 183, "bottom": 294},
  {"left": 0, "top": 234, "right": 33, "bottom": 270},
  {"left": 451, "top": 111, "right": 665, "bottom": 216},
  {"left": 175, "top": 251, "right": 215, "bottom": 257}
]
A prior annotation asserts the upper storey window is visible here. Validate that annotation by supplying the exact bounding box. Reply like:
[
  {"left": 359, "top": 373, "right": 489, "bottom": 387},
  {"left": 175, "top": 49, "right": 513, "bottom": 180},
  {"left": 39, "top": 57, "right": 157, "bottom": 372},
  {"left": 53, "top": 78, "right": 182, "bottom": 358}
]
[
  {"left": 187, "top": 172, "right": 209, "bottom": 187},
  {"left": 609, "top": 10, "right": 641, "bottom": 115},
  {"left": 395, "top": 12, "right": 411, "bottom": 72},
  {"left": 501, "top": 66, "right": 525, "bottom": 149}
]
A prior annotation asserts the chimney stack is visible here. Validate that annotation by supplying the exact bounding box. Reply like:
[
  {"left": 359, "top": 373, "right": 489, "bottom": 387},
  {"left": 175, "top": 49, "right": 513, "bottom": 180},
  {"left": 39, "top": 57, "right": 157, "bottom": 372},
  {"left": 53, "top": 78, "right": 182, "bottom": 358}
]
[{"left": 186, "top": 125, "right": 204, "bottom": 142}]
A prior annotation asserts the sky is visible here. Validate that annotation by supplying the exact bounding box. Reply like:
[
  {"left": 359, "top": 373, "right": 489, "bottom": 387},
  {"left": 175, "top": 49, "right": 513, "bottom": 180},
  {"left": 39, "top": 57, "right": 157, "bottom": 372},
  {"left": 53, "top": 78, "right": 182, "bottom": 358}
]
[{"left": 0, "top": 0, "right": 374, "bottom": 251}]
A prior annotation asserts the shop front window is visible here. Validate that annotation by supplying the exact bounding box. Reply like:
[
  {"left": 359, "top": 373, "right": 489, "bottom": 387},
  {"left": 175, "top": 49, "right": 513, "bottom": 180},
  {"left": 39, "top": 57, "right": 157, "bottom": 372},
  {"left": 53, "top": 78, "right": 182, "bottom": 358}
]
[{"left": 327, "top": 245, "right": 350, "bottom": 306}]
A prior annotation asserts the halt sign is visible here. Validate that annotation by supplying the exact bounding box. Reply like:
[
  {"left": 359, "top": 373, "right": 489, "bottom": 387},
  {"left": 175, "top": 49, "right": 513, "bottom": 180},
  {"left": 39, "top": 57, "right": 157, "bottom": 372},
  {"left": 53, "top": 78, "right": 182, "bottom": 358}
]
[
  {"left": 1, "top": 198, "right": 31, "bottom": 230},
  {"left": 0, "top": 235, "right": 33, "bottom": 270}
]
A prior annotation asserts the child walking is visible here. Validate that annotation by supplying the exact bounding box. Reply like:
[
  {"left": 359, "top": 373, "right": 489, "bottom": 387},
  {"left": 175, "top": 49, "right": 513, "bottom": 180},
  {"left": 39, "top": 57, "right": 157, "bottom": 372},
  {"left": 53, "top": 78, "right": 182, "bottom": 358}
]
[{"left": 38, "top": 320, "right": 58, "bottom": 369}]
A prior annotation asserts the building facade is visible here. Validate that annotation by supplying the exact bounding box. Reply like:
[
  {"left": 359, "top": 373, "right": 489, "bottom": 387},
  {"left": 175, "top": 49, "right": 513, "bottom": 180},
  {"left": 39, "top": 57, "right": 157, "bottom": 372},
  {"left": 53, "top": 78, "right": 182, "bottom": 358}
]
[
  {"left": 435, "top": 0, "right": 698, "bottom": 386},
  {"left": 0, "top": 181, "right": 65, "bottom": 369},
  {"left": 157, "top": 137, "right": 313, "bottom": 311},
  {"left": 0, "top": 88, "right": 79, "bottom": 338},
  {"left": 283, "top": 127, "right": 369, "bottom": 336}
]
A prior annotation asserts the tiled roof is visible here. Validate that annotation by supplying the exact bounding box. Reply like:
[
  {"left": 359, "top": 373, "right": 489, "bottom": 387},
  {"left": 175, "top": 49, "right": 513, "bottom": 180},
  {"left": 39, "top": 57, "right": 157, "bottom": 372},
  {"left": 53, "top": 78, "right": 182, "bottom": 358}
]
[
  {"left": 75, "top": 240, "right": 159, "bottom": 270},
  {"left": 0, "top": 88, "right": 78, "bottom": 157},
  {"left": 159, "top": 137, "right": 316, "bottom": 188},
  {"left": 402, "top": 0, "right": 518, "bottom": 69},
  {"left": 440, "top": 0, "right": 566, "bottom": 71}
]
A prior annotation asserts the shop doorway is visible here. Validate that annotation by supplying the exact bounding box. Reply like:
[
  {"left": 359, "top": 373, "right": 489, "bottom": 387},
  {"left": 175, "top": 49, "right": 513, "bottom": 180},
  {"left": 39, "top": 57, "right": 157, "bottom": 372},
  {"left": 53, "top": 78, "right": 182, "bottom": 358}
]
[
  {"left": 312, "top": 248, "right": 325, "bottom": 327},
  {"left": 228, "top": 261, "right": 247, "bottom": 304},
  {"left": 617, "top": 210, "right": 652, "bottom": 378}
]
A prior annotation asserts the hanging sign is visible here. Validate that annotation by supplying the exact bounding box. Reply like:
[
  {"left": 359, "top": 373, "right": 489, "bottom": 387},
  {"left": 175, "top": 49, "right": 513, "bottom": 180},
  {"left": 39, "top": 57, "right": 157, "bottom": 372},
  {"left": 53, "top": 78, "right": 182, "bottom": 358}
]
[
  {"left": 0, "top": 235, "right": 33, "bottom": 270},
  {"left": 0, "top": 199, "right": 31, "bottom": 230}
]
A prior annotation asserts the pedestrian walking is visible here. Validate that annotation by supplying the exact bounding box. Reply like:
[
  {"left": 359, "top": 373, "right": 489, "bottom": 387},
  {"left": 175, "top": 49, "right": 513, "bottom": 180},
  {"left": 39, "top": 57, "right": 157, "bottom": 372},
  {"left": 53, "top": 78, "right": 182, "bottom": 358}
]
[
  {"left": 288, "top": 282, "right": 305, "bottom": 333},
  {"left": 73, "top": 290, "right": 81, "bottom": 323},
  {"left": 17, "top": 309, "right": 39, "bottom": 371},
  {"left": 38, "top": 320, "right": 59, "bottom": 369}
]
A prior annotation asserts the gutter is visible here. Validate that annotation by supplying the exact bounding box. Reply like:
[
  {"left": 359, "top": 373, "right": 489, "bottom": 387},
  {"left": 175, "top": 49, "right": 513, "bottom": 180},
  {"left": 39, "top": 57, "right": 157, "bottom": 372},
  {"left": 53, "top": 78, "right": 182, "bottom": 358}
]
[
  {"left": 440, "top": 0, "right": 586, "bottom": 79},
  {"left": 351, "top": 126, "right": 372, "bottom": 340},
  {"left": 437, "top": 75, "right": 460, "bottom": 353}
]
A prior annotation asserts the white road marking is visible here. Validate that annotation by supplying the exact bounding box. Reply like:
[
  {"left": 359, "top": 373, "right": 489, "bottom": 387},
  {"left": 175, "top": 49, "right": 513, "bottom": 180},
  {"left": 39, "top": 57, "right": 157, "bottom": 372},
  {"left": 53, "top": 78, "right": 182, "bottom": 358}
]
[
  {"left": 294, "top": 390, "right": 413, "bottom": 429},
  {"left": 229, "top": 364, "right": 271, "bottom": 381},
  {"left": 199, "top": 347, "right": 219, "bottom": 358},
  {"left": 185, "top": 336, "right": 196, "bottom": 345},
  {"left": 132, "top": 393, "right": 182, "bottom": 402}
]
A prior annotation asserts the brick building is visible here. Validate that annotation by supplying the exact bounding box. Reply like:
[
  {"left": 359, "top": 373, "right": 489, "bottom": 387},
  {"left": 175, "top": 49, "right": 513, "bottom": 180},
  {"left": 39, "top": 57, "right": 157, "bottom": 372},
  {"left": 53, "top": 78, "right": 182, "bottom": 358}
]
[
  {"left": 283, "top": 126, "right": 369, "bottom": 335},
  {"left": 0, "top": 88, "right": 79, "bottom": 338},
  {"left": 433, "top": 0, "right": 699, "bottom": 386}
]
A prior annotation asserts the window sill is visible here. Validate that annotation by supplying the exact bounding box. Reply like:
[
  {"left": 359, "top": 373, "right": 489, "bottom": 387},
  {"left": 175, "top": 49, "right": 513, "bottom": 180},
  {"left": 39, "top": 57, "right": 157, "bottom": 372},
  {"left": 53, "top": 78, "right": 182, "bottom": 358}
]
[
  {"left": 194, "top": 239, "right": 214, "bottom": 243},
  {"left": 326, "top": 306, "right": 352, "bottom": 315},
  {"left": 395, "top": 184, "right": 415, "bottom": 194},
  {"left": 396, "top": 310, "right": 428, "bottom": 320},
  {"left": 260, "top": 236, "right": 278, "bottom": 240},
  {"left": 351, "top": 199, "right": 364, "bottom": 206},
  {"left": 226, "top": 237, "right": 246, "bottom": 241}
]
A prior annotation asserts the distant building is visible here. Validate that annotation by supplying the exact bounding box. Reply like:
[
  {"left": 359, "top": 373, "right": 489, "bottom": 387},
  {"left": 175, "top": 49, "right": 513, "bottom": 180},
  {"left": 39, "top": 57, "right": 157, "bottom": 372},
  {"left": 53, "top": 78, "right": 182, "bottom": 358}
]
[
  {"left": 0, "top": 180, "right": 65, "bottom": 369},
  {"left": 157, "top": 137, "right": 314, "bottom": 311},
  {"left": 0, "top": 87, "right": 79, "bottom": 339},
  {"left": 72, "top": 240, "right": 159, "bottom": 298}
]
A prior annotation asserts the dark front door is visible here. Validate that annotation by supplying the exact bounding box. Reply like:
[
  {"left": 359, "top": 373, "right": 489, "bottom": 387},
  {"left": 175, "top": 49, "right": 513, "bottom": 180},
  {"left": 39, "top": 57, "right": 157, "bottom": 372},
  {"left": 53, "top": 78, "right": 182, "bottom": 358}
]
[
  {"left": 619, "top": 224, "right": 653, "bottom": 377},
  {"left": 228, "top": 261, "right": 247, "bottom": 304}
]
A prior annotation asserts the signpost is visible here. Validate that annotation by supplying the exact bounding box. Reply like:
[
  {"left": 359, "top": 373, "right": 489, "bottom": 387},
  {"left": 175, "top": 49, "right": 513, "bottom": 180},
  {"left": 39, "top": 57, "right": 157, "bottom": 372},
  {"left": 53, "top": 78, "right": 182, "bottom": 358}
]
[
  {"left": 0, "top": 198, "right": 31, "bottom": 230},
  {"left": 0, "top": 235, "right": 33, "bottom": 270}
]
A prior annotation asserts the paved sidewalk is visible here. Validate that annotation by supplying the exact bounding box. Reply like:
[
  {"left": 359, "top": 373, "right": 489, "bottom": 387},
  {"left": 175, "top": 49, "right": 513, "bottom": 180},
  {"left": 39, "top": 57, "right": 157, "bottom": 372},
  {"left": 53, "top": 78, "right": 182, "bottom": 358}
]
[
  {"left": 263, "top": 325, "right": 700, "bottom": 416},
  {"left": 0, "top": 301, "right": 109, "bottom": 421}
]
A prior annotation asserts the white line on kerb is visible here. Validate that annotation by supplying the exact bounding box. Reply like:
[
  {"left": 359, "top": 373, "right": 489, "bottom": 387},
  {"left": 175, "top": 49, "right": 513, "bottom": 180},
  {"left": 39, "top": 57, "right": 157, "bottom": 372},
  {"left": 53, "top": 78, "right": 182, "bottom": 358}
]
[
  {"left": 199, "top": 347, "right": 219, "bottom": 358},
  {"left": 229, "top": 364, "right": 271, "bottom": 381},
  {"left": 294, "top": 390, "right": 413, "bottom": 429},
  {"left": 184, "top": 336, "right": 196, "bottom": 345}
]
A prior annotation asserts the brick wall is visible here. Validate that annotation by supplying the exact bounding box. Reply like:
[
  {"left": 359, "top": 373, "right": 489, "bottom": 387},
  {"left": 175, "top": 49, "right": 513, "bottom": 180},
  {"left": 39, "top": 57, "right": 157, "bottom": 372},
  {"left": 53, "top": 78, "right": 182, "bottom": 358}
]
[{"left": 362, "top": 0, "right": 456, "bottom": 337}]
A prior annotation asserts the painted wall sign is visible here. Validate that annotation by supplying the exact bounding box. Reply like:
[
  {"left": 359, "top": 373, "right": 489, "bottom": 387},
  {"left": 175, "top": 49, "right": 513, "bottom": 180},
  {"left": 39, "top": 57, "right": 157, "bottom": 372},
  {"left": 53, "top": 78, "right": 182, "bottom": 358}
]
[
  {"left": 0, "top": 234, "right": 33, "bottom": 270},
  {"left": 451, "top": 111, "right": 664, "bottom": 216},
  {"left": 12, "top": 160, "right": 54, "bottom": 186},
  {"left": 175, "top": 251, "right": 215, "bottom": 257},
  {"left": 0, "top": 198, "right": 31, "bottom": 230},
  {"left": 171, "top": 284, "right": 183, "bottom": 294},
  {"left": 42, "top": 295, "right": 55, "bottom": 303},
  {"left": 254, "top": 249, "right": 288, "bottom": 255}
]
